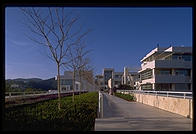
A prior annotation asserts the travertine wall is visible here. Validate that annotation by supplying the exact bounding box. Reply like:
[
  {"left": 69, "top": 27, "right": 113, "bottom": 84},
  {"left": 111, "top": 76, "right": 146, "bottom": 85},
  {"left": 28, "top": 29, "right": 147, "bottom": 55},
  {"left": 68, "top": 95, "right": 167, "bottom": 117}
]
[{"left": 133, "top": 93, "right": 192, "bottom": 118}]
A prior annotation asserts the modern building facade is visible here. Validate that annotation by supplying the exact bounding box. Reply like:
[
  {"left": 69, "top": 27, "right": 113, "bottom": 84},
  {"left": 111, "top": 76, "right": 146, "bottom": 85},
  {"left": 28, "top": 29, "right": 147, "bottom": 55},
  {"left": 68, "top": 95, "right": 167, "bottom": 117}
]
[
  {"left": 95, "top": 75, "right": 105, "bottom": 90},
  {"left": 95, "top": 67, "right": 138, "bottom": 90},
  {"left": 129, "top": 72, "right": 139, "bottom": 89},
  {"left": 103, "top": 68, "right": 114, "bottom": 88},
  {"left": 138, "top": 46, "right": 192, "bottom": 91},
  {"left": 113, "top": 72, "right": 123, "bottom": 88}
]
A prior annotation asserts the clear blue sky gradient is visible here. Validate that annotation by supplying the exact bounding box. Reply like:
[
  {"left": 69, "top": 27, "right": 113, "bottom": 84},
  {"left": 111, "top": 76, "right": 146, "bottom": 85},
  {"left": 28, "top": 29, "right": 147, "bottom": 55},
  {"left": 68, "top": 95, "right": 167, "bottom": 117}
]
[{"left": 5, "top": 7, "right": 192, "bottom": 79}]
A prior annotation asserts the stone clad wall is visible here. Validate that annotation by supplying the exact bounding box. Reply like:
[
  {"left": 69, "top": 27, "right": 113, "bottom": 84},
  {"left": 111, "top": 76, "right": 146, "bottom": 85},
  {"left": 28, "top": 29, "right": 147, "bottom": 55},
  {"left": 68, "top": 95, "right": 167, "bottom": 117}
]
[{"left": 133, "top": 93, "right": 192, "bottom": 118}]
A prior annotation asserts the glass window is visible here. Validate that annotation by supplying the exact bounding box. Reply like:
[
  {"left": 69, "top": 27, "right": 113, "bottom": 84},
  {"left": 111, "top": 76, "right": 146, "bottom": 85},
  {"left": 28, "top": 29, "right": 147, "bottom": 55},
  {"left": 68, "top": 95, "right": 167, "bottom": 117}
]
[
  {"left": 172, "top": 54, "right": 179, "bottom": 60},
  {"left": 160, "top": 70, "right": 171, "bottom": 75},
  {"left": 104, "top": 71, "right": 113, "bottom": 83},
  {"left": 175, "top": 84, "right": 190, "bottom": 91},
  {"left": 155, "top": 84, "right": 171, "bottom": 91},
  {"left": 182, "top": 55, "right": 192, "bottom": 61},
  {"left": 156, "top": 69, "right": 172, "bottom": 75},
  {"left": 115, "top": 75, "right": 119, "bottom": 78},
  {"left": 141, "top": 70, "right": 152, "bottom": 80},
  {"left": 114, "top": 81, "right": 118, "bottom": 85},
  {"left": 141, "top": 84, "right": 152, "bottom": 90},
  {"left": 172, "top": 54, "right": 192, "bottom": 61},
  {"left": 62, "top": 87, "right": 66, "bottom": 91},
  {"left": 175, "top": 69, "right": 190, "bottom": 76},
  {"left": 61, "top": 79, "right": 73, "bottom": 85},
  {"left": 76, "top": 84, "right": 79, "bottom": 90}
]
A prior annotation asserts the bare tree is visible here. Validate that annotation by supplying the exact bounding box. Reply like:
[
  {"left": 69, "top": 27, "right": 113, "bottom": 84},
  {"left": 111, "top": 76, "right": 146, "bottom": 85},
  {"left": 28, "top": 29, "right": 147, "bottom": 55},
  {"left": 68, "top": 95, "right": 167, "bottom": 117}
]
[
  {"left": 63, "top": 41, "right": 91, "bottom": 102},
  {"left": 81, "top": 63, "right": 95, "bottom": 92},
  {"left": 75, "top": 41, "right": 91, "bottom": 94},
  {"left": 20, "top": 7, "right": 89, "bottom": 110}
]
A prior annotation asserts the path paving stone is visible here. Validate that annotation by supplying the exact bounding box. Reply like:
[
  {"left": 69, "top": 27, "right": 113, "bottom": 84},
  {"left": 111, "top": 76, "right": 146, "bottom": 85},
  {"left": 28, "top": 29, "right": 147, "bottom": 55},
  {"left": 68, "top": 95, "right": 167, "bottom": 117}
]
[{"left": 95, "top": 93, "right": 192, "bottom": 131}]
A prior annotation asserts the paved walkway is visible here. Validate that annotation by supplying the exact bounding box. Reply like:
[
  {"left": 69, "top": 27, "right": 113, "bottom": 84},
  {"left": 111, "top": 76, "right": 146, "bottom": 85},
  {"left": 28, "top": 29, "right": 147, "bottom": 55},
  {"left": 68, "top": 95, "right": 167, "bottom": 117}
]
[{"left": 95, "top": 93, "right": 192, "bottom": 131}]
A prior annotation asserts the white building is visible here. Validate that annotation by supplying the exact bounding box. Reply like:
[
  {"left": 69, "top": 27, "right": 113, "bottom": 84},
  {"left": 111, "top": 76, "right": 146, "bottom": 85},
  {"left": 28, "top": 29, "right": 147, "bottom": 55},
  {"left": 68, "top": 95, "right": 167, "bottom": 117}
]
[
  {"left": 56, "top": 71, "right": 96, "bottom": 92},
  {"left": 10, "top": 84, "right": 19, "bottom": 88},
  {"left": 122, "top": 67, "right": 129, "bottom": 85},
  {"left": 129, "top": 72, "right": 139, "bottom": 89},
  {"left": 95, "top": 75, "right": 105, "bottom": 90},
  {"left": 121, "top": 67, "right": 138, "bottom": 89},
  {"left": 103, "top": 68, "right": 114, "bottom": 89},
  {"left": 138, "top": 46, "right": 192, "bottom": 91},
  {"left": 95, "top": 67, "right": 138, "bottom": 90}
]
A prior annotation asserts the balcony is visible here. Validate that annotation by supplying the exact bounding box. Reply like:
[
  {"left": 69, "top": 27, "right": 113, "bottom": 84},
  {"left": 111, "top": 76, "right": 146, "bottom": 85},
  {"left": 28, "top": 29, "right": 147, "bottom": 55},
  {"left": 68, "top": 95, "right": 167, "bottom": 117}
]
[
  {"left": 141, "top": 60, "right": 192, "bottom": 71},
  {"left": 155, "top": 74, "right": 191, "bottom": 83},
  {"left": 155, "top": 60, "right": 192, "bottom": 69}
]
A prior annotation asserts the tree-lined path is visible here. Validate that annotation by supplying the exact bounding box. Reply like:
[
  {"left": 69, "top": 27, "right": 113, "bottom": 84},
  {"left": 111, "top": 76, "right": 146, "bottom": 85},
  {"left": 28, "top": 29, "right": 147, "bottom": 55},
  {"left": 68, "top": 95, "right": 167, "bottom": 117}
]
[{"left": 95, "top": 93, "right": 192, "bottom": 131}]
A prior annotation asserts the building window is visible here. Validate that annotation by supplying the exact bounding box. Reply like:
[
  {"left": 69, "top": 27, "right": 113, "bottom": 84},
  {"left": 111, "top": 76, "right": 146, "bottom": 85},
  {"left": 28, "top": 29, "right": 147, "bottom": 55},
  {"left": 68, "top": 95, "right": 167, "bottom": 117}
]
[
  {"left": 141, "top": 84, "right": 152, "bottom": 90},
  {"left": 114, "top": 81, "right": 119, "bottom": 85},
  {"left": 175, "top": 69, "right": 190, "bottom": 76},
  {"left": 60, "top": 79, "right": 72, "bottom": 85},
  {"left": 104, "top": 71, "right": 113, "bottom": 84},
  {"left": 175, "top": 84, "right": 190, "bottom": 91},
  {"left": 155, "top": 84, "right": 171, "bottom": 91},
  {"left": 172, "top": 54, "right": 180, "bottom": 60},
  {"left": 182, "top": 54, "right": 192, "bottom": 61},
  {"left": 172, "top": 54, "right": 192, "bottom": 61},
  {"left": 115, "top": 75, "right": 119, "bottom": 78},
  {"left": 155, "top": 69, "right": 171, "bottom": 75},
  {"left": 62, "top": 87, "right": 66, "bottom": 91},
  {"left": 141, "top": 70, "right": 152, "bottom": 80},
  {"left": 76, "top": 84, "right": 79, "bottom": 90}
]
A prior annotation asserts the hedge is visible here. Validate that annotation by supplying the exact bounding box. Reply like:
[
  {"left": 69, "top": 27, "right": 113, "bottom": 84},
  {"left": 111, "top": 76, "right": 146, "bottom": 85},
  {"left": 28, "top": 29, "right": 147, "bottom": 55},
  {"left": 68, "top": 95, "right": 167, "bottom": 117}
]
[
  {"left": 114, "top": 92, "right": 136, "bottom": 102},
  {"left": 4, "top": 92, "right": 98, "bottom": 131}
]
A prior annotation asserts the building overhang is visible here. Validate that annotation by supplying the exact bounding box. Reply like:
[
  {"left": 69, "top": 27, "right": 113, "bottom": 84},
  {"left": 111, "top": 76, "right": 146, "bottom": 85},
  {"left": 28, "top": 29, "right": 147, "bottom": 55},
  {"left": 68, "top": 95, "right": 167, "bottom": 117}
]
[{"left": 138, "top": 68, "right": 151, "bottom": 73}]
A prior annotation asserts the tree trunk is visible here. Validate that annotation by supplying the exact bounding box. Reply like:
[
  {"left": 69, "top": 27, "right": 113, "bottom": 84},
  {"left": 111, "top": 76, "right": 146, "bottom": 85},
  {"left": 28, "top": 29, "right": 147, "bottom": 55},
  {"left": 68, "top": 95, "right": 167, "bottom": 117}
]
[
  {"left": 72, "top": 69, "right": 75, "bottom": 102},
  {"left": 57, "top": 64, "right": 61, "bottom": 110},
  {"left": 79, "top": 70, "right": 82, "bottom": 95}
]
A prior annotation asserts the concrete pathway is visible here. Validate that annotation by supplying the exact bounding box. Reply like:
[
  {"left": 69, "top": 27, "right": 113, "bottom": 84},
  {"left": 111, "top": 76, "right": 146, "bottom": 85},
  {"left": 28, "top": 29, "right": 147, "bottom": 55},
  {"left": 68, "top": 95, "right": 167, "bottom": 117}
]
[{"left": 95, "top": 93, "right": 192, "bottom": 131}]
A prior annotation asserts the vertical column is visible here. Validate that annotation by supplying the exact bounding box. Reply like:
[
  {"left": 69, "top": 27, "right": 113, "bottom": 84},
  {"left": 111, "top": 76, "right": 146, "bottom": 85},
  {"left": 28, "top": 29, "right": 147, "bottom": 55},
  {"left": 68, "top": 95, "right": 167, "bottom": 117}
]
[
  {"left": 171, "top": 68, "right": 175, "bottom": 91},
  {"left": 152, "top": 68, "right": 155, "bottom": 81},
  {"left": 152, "top": 83, "right": 155, "bottom": 90},
  {"left": 171, "top": 84, "right": 175, "bottom": 91},
  {"left": 152, "top": 69, "right": 155, "bottom": 90},
  {"left": 152, "top": 68, "right": 155, "bottom": 77},
  {"left": 171, "top": 68, "right": 175, "bottom": 75}
]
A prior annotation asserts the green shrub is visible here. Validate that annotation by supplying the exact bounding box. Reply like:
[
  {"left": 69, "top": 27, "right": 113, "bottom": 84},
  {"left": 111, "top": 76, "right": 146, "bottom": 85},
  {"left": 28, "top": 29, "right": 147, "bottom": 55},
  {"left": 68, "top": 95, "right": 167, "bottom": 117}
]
[
  {"left": 114, "top": 92, "right": 136, "bottom": 101},
  {"left": 4, "top": 92, "right": 98, "bottom": 131}
]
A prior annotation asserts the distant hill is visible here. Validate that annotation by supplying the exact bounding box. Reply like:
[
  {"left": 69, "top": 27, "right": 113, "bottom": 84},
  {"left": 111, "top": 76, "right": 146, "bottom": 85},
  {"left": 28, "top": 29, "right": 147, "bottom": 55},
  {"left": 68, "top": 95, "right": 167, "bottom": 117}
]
[
  {"left": 6, "top": 77, "right": 57, "bottom": 91},
  {"left": 7, "top": 78, "right": 43, "bottom": 82},
  {"left": 31, "top": 77, "right": 57, "bottom": 90}
]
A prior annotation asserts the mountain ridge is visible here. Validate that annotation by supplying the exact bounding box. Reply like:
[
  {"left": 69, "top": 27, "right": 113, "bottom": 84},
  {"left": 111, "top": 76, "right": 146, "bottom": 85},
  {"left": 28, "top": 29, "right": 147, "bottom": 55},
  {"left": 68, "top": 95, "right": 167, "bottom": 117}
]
[{"left": 6, "top": 77, "right": 57, "bottom": 91}]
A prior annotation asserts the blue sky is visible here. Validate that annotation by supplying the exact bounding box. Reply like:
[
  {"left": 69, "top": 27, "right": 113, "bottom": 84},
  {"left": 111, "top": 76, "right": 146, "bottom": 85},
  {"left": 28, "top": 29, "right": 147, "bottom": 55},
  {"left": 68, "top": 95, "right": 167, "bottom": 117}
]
[{"left": 5, "top": 7, "right": 192, "bottom": 79}]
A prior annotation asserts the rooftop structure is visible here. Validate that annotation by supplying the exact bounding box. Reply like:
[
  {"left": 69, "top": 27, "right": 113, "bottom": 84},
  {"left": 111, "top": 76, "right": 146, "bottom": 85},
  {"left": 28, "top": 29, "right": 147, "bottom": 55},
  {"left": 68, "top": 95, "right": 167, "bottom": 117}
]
[{"left": 138, "top": 46, "right": 192, "bottom": 91}]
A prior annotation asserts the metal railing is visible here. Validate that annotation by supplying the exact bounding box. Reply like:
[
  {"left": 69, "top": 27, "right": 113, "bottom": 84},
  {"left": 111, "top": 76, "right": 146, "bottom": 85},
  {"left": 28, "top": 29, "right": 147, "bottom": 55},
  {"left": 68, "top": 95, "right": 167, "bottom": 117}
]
[
  {"left": 5, "top": 91, "right": 47, "bottom": 98},
  {"left": 117, "top": 90, "right": 192, "bottom": 99},
  {"left": 98, "top": 91, "right": 103, "bottom": 118},
  {"left": 5, "top": 90, "right": 88, "bottom": 99}
]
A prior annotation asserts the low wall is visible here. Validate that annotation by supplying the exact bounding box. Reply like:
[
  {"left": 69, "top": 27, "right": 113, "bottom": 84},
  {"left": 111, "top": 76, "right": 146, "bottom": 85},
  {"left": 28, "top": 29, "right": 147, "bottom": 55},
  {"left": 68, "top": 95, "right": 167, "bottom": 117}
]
[{"left": 133, "top": 93, "right": 192, "bottom": 118}]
